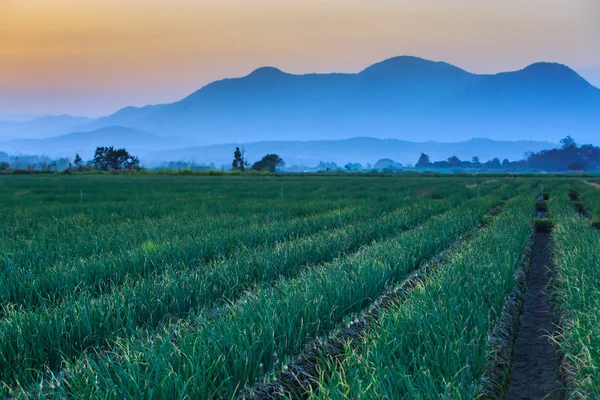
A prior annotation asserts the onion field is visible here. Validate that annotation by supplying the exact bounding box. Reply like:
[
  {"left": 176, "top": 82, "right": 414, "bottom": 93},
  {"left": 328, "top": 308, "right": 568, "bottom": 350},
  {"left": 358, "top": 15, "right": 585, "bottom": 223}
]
[{"left": 1, "top": 174, "right": 599, "bottom": 399}]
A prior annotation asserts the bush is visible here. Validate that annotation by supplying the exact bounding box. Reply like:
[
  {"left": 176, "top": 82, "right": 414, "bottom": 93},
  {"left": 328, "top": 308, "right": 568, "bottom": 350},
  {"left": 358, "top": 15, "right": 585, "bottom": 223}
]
[
  {"left": 534, "top": 218, "right": 554, "bottom": 233},
  {"left": 568, "top": 190, "right": 580, "bottom": 201},
  {"left": 572, "top": 201, "right": 587, "bottom": 215}
]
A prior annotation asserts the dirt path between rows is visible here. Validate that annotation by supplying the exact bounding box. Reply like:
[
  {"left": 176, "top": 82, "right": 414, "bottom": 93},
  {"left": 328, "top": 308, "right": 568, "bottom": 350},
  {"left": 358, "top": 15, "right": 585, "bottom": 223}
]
[
  {"left": 505, "top": 233, "right": 564, "bottom": 400},
  {"left": 582, "top": 180, "right": 600, "bottom": 190}
]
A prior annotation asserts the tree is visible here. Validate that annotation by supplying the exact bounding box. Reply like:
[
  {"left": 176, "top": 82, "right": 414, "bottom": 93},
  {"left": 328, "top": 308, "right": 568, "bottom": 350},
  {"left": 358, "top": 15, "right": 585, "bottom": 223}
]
[
  {"left": 93, "top": 146, "right": 139, "bottom": 171},
  {"left": 251, "top": 154, "right": 285, "bottom": 172},
  {"left": 487, "top": 157, "right": 502, "bottom": 169},
  {"left": 447, "top": 156, "right": 461, "bottom": 167},
  {"left": 0, "top": 161, "right": 9, "bottom": 172},
  {"left": 568, "top": 161, "right": 586, "bottom": 171},
  {"left": 73, "top": 153, "right": 83, "bottom": 171},
  {"left": 560, "top": 135, "right": 577, "bottom": 149},
  {"left": 415, "top": 153, "right": 431, "bottom": 168},
  {"left": 344, "top": 162, "right": 363, "bottom": 172},
  {"left": 232, "top": 147, "right": 247, "bottom": 171},
  {"left": 317, "top": 161, "right": 338, "bottom": 171},
  {"left": 502, "top": 159, "right": 510, "bottom": 169}
]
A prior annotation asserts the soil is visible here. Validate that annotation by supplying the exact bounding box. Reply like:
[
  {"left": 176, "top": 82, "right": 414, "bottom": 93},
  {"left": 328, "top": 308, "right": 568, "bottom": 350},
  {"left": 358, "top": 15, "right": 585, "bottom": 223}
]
[
  {"left": 505, "top": 233, "right": 564, "bottom": 400},
  {"left": 248, "top": 208, "right": 501, "bottom": 399},
  {"left": 583, "top": 180, "right": 600, "bottom": 190},
  {"left": 248, "top": 260, "right": 441, "bottom": 400}
]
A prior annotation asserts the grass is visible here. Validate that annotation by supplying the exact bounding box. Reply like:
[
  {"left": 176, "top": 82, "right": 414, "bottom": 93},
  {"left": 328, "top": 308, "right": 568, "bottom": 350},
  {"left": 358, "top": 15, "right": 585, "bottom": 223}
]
[
  {"left": 0, "top": 174, "right": 582, "bottom": 398},
  {"left": 310, "top": 195, "right": 534, "bottom": 399},
  {"left": 29, "top": 190, "right": 511, "bottom": 398},
  {"left": 551, "top": 192, "right": 600, "bottom": 398}
]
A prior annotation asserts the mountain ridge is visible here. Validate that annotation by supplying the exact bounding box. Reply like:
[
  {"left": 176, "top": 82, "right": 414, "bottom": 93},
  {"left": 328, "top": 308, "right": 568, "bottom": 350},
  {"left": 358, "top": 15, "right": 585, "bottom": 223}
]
[
  {"left": 145, "top": 136, "right": 556, "bottom": 168},
  {"left": 86, "top": 56, "right": 598, "bottom": 144},
  {"left": 3, "top": 56, "right": 599, "bottom": 150}
]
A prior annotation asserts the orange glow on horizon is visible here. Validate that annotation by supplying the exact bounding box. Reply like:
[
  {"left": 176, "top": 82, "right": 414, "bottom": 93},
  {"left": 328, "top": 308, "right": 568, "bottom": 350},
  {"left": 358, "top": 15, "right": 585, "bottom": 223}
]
[{"left": 1, "top": 0, "right": 598, "bottom": 115}]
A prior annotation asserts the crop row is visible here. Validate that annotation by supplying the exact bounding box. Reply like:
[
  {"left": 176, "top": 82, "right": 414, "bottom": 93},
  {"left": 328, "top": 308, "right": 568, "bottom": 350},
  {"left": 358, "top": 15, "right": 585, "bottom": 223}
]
[
  {"left": 552, "top": 193, "right": 600, "bottom": 398},
  {"left": 0, "top": 188, "right": 474, "bottom": 389},
  {"left": 0, "top": 196, "right": 349, "bottom": 270},
  {"left": 27, "top": 190, "right": 512, "bottom": 399},
  {"left": 0, "top": 184, "right": 488, "bottom": 390},
  {"left": 311, "top": 194, "right": 533, "bottom": 399},
  {"left": 1, "top": 202, "right": 385, "bottom": 310},
  {"left": 2, "top": 174, "right": 436, "bottom": 270},
  {"left": 0, "top": 178, "right": 479, "bottom": 310}
]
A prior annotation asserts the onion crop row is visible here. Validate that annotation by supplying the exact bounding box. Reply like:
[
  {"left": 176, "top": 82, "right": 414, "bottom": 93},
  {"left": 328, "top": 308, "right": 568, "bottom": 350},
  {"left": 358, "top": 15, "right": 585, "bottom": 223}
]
[
  {"left": 2, "top": 174, "right": 432, "bottom": 274},
  {"left": 1, "top": 195, "right": 359, "bottom": 272},
  {"left": 0, "top": 202, "right": 381, "bottom": 310},
  {"left": 551, "top": 194, "right": 600, "bottom": 398},
  {"left": 32, "top": 193, "right": 507, "bottom": 399},
  {"left": 311, "top": 195, "right": 533, "bottom": 399},
  {"left": 0, "top": 189, "right": 474, "bottom": 388}
]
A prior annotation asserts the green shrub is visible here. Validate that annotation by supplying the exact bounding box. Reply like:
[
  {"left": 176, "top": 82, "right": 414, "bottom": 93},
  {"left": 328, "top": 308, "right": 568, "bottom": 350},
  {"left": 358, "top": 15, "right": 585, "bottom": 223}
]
[
  {"left": 534, "top": 218, "right": 554, "bottom": 233},
  {"left": 535, "top": 201, "right": 548, "bottom": 212}
]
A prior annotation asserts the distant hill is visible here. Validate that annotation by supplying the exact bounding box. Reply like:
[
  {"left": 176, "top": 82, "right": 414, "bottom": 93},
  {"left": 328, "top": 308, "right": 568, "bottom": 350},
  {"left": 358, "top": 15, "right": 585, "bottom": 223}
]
[
  {"left": 0, "top": 112, "right": 43, "bottom": 123},
  {"left": 83, "top": 104, "right": 167, "bottom": 132},
  {"left": 145, "top": 137, "right": 555, "bottom": 168},
  {"left": 3, "top": 56, "right": 599, "bottom": 153},
  {"left": 85, "top": 56, "right": 600, "bottom": 145},
  {"left": 0, "top": 115, "right": 92, "bottom": 141},
  {"left": 578, "top": 66, "right": 600, "bottom": 89},
  {"left": 0, "top": 126, "right": 171, "bottom": 158}
]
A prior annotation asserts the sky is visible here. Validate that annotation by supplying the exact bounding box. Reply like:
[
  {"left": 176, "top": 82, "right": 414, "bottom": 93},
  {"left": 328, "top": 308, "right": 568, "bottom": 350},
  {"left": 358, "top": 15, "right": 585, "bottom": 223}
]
[{"left": 1, "top": 0, "right": 599, "bottom": 117}]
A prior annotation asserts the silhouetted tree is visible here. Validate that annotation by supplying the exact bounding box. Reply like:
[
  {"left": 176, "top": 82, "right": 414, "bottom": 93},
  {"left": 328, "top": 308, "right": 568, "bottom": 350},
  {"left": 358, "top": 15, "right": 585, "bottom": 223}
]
[
  {"left": 560, "top": 135, "right": 577, "bottom": 149},
  {"left": 447, "top": 156, "right": 461, "bottom": 168},
  {"left": 486, "top": 157, "right": 502, "bottom": 169},
  {"left": 344, "top": 162, "right": 363, "bottom": 172},
  {"left": 252, "top": 154, "right": 285, "bottom": 172},
  {"left": 93, "top": 146, "right": 139, "bottom": 171},
  {"left": 568, "top": 161, "right": 586, "bottom": 171},
  {"left": 502, "top": 159, "right": 510, "bottom": 169},
  {"left": 317, "top": 161, "right": 338, "bottom": 171},
  {"left": 232, "top": 147, "right": 247, "bottom": 171},
  {"left": 415, "top": 153, "right": 431, "bottom": 168},
  {"left": 73, "top": 153, "right": 83, "bottom": 170},
  {"left": 471, "top": 156, "right": 480, "bottom": 165}
]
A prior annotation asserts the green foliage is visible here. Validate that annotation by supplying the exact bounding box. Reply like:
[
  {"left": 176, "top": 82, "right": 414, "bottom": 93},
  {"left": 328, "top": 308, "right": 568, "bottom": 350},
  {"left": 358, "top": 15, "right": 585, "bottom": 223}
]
[
  {"left": 552, "top": 196, "right": 600, "bottom": 398},
  {"left": 251, "top": 153, "right": 285, "bottom": 172},
  {"left": 93, "top": 146, "right": 139, "bottom": 171},
  {"left": 533, "top": 217, "right": 554, "bottom": 232},
  {"left": 312, "top": 197, "right": 533, "bottom": 398},
  {"left": 0, "top": 175, "right": 587, "bottom": 399},
  {"left": 231, "top": 147, "right": 247, "bottom": 171},
  {"left": 535, "top": 201, "right": 548, "bottom": 212}
]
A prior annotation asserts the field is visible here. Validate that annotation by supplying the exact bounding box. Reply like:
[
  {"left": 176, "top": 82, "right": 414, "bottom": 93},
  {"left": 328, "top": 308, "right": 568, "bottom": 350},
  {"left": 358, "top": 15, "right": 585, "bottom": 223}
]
[{"left": 1, "top": 174, "right": 599, "bottom": 399}]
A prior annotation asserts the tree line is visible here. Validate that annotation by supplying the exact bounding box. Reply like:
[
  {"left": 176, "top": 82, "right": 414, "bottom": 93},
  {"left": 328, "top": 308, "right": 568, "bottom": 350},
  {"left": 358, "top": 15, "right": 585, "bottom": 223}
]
[
  {"left": 2, "top": 136, "right": 599, "bottom": 174},
  {"left": 231, "top": 147, "right": 285, "bottom": 172},
  {"left": 415, "top": 136, "right": 600, "bottom": 172}
]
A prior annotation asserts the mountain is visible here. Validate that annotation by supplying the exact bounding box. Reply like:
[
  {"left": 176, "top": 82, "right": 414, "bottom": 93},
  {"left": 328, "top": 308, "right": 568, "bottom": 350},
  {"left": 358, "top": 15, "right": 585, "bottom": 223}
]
[
  {"left": 84, "top": 104, "right": 166, "bottom": 131},
  {"left": 83, "top": 56, "right": 600, "bottom": 145},
  {"left": 0, "top": 112, "right": 43, "bottom": 123},
  {"left": 425, "top": 63, "right": 600, "bottom": 142},
  {"left": 145, "top": 137, "right": 555, "bottom": 168},
  {"left": 0, "top": 126, "right": 171, "bottom": 158},
  {"left": 578, "top": 66, "right": 600, "bottom": 89},
  {"left": 0, "top": 115, "right": 93, "bottom": 141}
]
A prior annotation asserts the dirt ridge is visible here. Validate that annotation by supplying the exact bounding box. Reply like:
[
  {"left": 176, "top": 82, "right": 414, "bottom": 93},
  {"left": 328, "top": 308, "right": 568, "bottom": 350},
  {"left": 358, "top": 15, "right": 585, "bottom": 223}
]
[
  {"left": 504, "top": 231, "right": 565, "bottom": 400},
  {"left": 245, "top": 207, "right": 503, "bottom": 400},
  {"left": 476, "top": 232, "right": 534, "bottom": 399}
]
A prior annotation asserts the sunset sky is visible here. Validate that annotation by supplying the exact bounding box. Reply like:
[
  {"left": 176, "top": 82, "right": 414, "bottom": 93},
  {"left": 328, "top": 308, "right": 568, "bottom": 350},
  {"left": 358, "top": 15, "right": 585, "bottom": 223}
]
[{"left": 1, "top": 0, "right": 599, "bottom": 117}]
